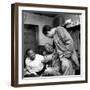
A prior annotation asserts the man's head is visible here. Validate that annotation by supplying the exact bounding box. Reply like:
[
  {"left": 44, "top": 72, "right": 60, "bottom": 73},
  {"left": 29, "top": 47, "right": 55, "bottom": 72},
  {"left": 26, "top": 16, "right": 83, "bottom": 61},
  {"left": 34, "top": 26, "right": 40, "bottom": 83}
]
[
  {"left": 42, "top": 25, "right": 55, "bottom": 38},
  {"left": 26, "top": 49, "right": 36, "bottom": 60},
  {"left": 45, "top": 43, "right": 54, "bottom": 53}
]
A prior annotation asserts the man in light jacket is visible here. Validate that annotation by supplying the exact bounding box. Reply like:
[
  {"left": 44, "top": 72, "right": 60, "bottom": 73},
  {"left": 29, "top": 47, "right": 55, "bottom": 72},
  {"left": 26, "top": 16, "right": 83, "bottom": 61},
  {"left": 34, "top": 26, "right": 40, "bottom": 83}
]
[{"left": 42, "top": 25, "right": 79, "bottom": 75}]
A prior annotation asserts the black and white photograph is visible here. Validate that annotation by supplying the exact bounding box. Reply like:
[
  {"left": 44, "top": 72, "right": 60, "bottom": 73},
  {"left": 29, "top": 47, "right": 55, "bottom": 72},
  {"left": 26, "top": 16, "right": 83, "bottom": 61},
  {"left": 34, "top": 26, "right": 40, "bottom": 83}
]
[
  {"left": 11, "top": 3, "right": 87, "bottom": 87},
  {"left": 23, "top": 11, "right": 80, "bottom": 77}
]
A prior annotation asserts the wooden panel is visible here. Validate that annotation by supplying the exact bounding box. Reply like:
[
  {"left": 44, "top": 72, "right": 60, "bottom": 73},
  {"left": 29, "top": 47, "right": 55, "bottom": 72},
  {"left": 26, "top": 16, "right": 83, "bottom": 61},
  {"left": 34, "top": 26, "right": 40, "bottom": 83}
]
[{"left": 24, "top": 24, "right": 38, "bottom": 55}]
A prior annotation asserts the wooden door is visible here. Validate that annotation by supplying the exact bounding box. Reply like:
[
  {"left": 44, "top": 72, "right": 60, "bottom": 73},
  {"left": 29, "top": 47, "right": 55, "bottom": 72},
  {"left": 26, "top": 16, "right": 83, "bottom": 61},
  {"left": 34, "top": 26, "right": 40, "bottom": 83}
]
[{"left": 24, "top": 24, "right": 38, "bottom": 55}]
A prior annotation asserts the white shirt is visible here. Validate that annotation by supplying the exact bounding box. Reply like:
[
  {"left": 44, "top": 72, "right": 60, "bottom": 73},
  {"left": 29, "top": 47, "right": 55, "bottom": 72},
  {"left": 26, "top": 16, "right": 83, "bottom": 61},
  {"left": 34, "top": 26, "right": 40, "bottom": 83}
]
[{"left": 25, "top": 54, "right": 44, "bottom": 73}]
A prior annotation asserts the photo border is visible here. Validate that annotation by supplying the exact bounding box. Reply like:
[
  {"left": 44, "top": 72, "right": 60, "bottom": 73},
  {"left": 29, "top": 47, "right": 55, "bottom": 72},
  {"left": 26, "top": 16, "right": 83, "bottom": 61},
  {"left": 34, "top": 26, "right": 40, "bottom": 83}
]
[{"left": 11, "top": 3, "right": 88, "bottom": 87}]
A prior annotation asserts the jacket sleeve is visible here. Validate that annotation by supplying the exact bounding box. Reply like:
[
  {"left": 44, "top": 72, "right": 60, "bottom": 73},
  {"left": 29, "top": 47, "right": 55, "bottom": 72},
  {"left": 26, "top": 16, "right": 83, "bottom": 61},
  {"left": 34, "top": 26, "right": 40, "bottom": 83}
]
[{"left": 57, "top": 26, "right": 74, "bottom": 51}]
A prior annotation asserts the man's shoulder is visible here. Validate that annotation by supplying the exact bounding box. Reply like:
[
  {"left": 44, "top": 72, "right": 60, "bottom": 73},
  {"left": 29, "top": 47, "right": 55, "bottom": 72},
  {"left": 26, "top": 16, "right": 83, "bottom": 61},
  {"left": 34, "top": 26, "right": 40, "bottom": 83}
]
[
  {"left": 36, "top": 54, "right": 44, "bottom": 59},
  {"left": 36, "top": 54, "right": 44, "bottom": 62},
  {"left": 56, "top": 26, "right": 66, "bottom": 32},
  {"left": 57, "top": 26, "right": 66, "bottom": 29},
  {"left": 25, "top": 57, "right": 30, "bottom": 61},
  {"left": 54, "top": 26, "right": 66, "bottom": 36}
]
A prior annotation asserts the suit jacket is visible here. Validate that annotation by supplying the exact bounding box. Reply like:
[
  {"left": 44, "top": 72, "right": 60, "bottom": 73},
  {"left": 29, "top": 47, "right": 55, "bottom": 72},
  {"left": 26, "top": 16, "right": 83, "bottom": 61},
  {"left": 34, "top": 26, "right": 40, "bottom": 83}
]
[{"left": 53, "top": 26, "right": 79, "bottom": 67}]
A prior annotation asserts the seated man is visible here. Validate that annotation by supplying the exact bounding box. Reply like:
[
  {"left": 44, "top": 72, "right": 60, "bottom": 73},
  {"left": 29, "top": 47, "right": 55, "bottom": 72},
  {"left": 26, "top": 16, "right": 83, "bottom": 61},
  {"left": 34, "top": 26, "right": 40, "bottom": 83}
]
[
  {"left": 43, "top": 43, "right": 54, "bottom": 56},
  {"left": 24, "top": 48, "right": 57, "bottom": 77},
  {"left": 42, "top": 43, "right": 61, "bottom": 76},
  {"left": 43, "top": 43, "right": 54, "bottom": 68},
  {"left": 24, "top": 49, "right": 46, "bottom": 77}
]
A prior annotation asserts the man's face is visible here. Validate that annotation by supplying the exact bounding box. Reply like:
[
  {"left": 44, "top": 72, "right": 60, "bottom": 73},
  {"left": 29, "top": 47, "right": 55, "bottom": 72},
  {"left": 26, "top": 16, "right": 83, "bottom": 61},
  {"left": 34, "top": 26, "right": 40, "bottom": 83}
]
[
  {"left": 28, "top": 50, "right": 36, "bottom": 60},
  {"left": 46, "top": 29, "right": 54, "bottom": 38},
  {"left": 45, "top": 44, "right": 54, "bottom": 53}
]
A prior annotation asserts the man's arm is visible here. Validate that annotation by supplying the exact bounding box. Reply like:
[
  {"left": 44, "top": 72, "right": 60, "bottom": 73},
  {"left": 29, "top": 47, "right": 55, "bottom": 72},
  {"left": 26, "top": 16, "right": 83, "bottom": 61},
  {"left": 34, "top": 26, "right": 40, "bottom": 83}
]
[
  {"left": 26, "top": 66, "right": 38, "bottom": 75},
  {"left": 42, "top": 53, "right": 54, "bottom": 63},
  {"left": 56, "top": 27, "right": 73, "bottom": 58},
  {"left": 57, "top": 27, "right": 79, "bottom": 67},
  {"left": 57, "top": 26, "right": 74, "bottom": 51},
  {"left": 25, "top": 58, "right": 31, "bottom": 73},
  {"left": 25, "top": 58, "right": 38, "bottom": 75}
]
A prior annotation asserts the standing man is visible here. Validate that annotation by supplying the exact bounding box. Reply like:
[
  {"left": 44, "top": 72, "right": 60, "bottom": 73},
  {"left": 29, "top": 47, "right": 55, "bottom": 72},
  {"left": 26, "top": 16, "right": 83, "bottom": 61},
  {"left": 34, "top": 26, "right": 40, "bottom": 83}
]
[{"left": 42, "top": 25, "right": 79, "bottom": 75}]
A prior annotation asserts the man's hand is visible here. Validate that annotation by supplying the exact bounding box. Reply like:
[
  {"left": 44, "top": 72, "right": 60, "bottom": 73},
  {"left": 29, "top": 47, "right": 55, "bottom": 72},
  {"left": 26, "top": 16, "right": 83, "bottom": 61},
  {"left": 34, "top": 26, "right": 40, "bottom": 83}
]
[
  {"left": 30, "top": 72, "right": 38, "bottom": 76},
  {"left": 44, "top": 54, "right": 53, "bottom": 63},
  {"left": 59, "top": 51, "right": 72, "bottom": 58}
]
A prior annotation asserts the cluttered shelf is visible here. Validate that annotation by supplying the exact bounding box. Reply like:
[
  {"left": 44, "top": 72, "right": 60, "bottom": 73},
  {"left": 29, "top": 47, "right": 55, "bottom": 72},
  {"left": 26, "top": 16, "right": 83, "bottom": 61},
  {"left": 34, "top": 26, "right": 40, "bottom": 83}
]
[{"left": 64, "top": 24, "right": 80, "bottom": 31}]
